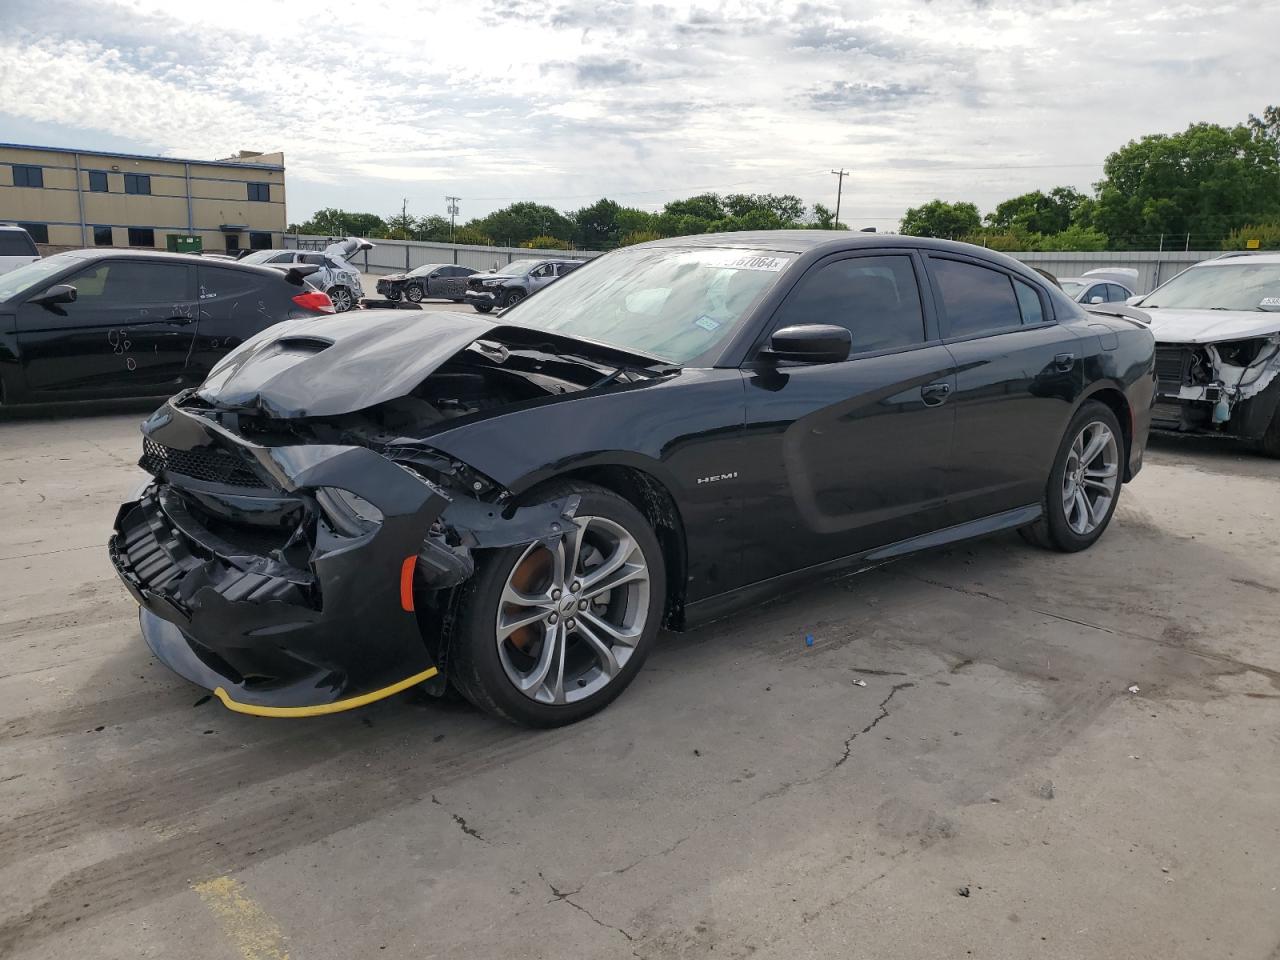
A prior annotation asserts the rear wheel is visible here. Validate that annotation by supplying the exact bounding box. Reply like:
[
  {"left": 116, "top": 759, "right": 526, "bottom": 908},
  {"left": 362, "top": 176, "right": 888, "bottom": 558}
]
[
  {"left": 449, "top": 482, "right": 665, "bottom": 727},
  {"left": 1019, "top": 401, "right": 1124, "bottom": 552},
  {"left": 406, "top": 284, "right": 424, "bottom": 303},
  {"left": 328, "top": 285, "right": 354, "bottom": 312}
]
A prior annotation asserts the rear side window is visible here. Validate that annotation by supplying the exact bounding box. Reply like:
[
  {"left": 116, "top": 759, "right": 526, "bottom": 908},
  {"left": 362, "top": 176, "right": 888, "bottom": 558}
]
[
  {"left": 1107, "top": 283, "right": 1128, "bottom": 302},
  {"left": 199, "top": 265, "right": 269, "bottom": 302},
  {"left": 772, "top": 255, "right": 926, "bottom": 356},
  {"left": 0, "top": 230, "right": 39, "bottom": 255},
  {"left": 930, "top": 258, "right": 1023, "bottom": 338},
  {"left": 66, "top": 261, "right": 193, "bottom": 303},
  {"left": 1013, "top": 279, "right": 1045, "bottom": 325},
  {"left": 301, "top": 254, "right": 326, "bottom": 265}
]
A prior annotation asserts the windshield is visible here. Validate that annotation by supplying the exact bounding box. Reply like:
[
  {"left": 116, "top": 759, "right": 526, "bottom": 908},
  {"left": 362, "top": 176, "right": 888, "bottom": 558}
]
[
  {"left": 502, "top": 246, "right": 793, "bottom": 363},
  {"left": 497, "top": 259, "right": 543, "bottom": 276},
  {"left": 1141, "top": 262, "right": 1280, "bottom": 311},
  {"left": 1059, "top": 280, "right": 1085, "bottom": 296},
  {"left": 0, "top": 254, "right": 82, "bottom": 301}
]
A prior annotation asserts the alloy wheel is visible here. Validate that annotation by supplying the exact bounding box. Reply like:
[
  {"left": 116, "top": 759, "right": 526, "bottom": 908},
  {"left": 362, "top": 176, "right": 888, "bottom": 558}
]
[
  {"left": 407, "top": 284, "right": 424, "bottom": 302},
  {"left": 495, "top": 516, "right": 650, "bottom": 705},
  {"left": 1061, "top": 420, "right": 1120, "bottom": 535},
  {"left": 505, "top": 291, "right": 524, "bottom": 308},
  {"left": 330, "top": 286, "right": 353, "bottom": 312}
]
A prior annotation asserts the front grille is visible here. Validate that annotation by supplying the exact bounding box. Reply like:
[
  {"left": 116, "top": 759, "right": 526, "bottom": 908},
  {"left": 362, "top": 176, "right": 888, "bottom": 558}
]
[
  {"left": 1154, "top": 344, "right": 1190, "bottom": 392},
  {"left": 140, "top": 438, "right": 264, "bottom": 488}
]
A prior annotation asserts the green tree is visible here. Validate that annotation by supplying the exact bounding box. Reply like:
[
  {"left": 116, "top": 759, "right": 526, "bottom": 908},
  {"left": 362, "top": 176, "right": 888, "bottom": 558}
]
[
  {"left": 1093, "top": 121, "right": 1280, "bottom": 249},
  {"left": 986, "top": 187, "right": 1086, "bottom": 235},
  {"left": 724, "top": 193, "right": 806, "bottom": 224},
  {"left": 413, "top": 215, "right": 454, "bottom": 241},
  {"left": 382, "top": 212, "right": 416, "bottom": 240},
  {"left": 475, "top": 202, "right": 576, "bottom": 246},
  {"left": 1037, "top": 225, "right": 1109, "bottom": 251},
  {"left": 1248, "top": 104, "right": 1280, "bottom": 144},
  {"left": 523, "top": 235, "right": 571, "bottom": 249},
  {"left": 1223, "top": 221, "right": 1280, "bottom": 250},
  {"left": 900, "top": 200, "right": 982, "bottom": 238},
  {"left": 291, "top": 208, "right": 387, "bottom": 237},
  {"left": 807, "top": 203, "right": 847, "bottom": 230},
  {"left": 452, "top": 225, "right": 493, "bottom": 246}
]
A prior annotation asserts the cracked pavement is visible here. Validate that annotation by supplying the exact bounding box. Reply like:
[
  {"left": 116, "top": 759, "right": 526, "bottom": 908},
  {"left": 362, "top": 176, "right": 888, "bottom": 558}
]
[{"left": 1, "top": 406, "right": 1279, "bottom": 960}]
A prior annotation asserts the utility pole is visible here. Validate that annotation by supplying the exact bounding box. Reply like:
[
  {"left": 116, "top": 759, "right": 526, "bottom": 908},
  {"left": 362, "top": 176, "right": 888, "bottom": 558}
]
[
  {"left": 402, "top": 197, "right": 410, "bottom": 270},
  {"left": 830, "top": 169, "right": 848, "bottom": 229},
  {"left": 445, "top": 195, "right": 460, "bottom": 242}
]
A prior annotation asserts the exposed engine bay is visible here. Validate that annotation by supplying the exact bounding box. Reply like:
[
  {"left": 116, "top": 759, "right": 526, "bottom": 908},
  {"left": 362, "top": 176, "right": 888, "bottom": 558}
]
[{"left": 1152, "top": 334, "right": 1280, "bottom": 439}]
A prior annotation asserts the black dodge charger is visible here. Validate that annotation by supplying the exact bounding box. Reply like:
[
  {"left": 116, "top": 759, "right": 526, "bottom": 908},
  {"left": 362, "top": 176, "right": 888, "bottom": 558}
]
[{"left": 109, "top": 233, "right": 1156, "bottom": 726}]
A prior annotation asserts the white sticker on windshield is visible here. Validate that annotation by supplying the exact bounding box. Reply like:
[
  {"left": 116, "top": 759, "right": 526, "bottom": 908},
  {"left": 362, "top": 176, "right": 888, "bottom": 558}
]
[
  {"left": 1261, "top": 297, "right": 1280, "bottom": 308},
  {"left": 723, "top": 254, "right": 789, "bottom": 272},
  {"left": 694, "top": 315, "right": 721, "bottom": 331}
]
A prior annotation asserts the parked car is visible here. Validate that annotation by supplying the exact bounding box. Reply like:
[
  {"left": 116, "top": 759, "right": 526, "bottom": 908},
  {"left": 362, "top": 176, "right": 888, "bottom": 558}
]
[
  {"left": 1059, "top": 268, "right": 1137, "bottom": 305},
  {"left": 463, "top": 258, "right": 584, "bottom": 312},
  {"left": 109, "top": 233, "right": 1154, "bottom": 726},
  {"left": 376, "top": 264, "right": 478, "bottom": 303},
  {"left": 1134, "top": 252, "right": 1280, "bottom": 455},
  {"left": 240, "top": 237, "right": 373, "bottom": 312},
  {"left": 0, "top": 249, "right": 333, "bottom": 405},
  {"left": 0, "top": 224, "right": 40, "bottom": 278}
]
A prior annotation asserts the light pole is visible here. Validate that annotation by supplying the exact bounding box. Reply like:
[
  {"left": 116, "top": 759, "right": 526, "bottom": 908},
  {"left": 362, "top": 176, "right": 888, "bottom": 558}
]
[{"left": 446, "top": 196, "right": 460, "bottom": 242}]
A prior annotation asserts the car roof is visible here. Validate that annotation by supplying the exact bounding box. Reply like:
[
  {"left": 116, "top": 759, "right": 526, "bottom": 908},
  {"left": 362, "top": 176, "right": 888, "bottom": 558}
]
[
  {"left": 1198, "top": 252, "right": 1280, "bottom": 266},
  {"left": 43, "top": 247, "right": 295, "bottom": 277}
]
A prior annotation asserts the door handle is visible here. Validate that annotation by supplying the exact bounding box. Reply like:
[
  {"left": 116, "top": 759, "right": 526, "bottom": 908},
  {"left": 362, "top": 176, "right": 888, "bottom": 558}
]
[
  {"left": 1054, "top": 352, "right": 1075, "bottom": 372},
  {"left": 165, "top": 315, "right": 196, "bottom": 326},
  {"left": 921, "top": 381, "right": 952, "bottom": 406}
]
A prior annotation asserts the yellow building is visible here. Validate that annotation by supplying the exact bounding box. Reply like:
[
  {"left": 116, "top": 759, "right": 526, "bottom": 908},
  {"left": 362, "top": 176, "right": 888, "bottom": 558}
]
[{"left": 0, "top": 143, "right": 286, "bottom": 255}]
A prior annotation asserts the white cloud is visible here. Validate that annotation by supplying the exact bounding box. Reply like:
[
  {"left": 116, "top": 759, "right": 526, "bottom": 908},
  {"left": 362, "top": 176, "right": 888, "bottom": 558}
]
[{"left": 0, "top": 0, "right": 1274, "bottom": 227}]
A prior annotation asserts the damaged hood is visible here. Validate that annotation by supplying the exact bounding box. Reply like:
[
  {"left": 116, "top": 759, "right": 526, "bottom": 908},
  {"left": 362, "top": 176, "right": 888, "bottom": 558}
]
[
  {"left": 198, "top": 309, "right": 497, "bottom": 418},
  {"left": 1145, "top": 308, "right": 1280, "bottom": 344}
]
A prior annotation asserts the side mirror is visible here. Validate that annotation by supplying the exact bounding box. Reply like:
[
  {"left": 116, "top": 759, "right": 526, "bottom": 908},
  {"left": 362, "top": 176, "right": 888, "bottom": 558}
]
[
  {"left": 29, "top": 284, "right": 77, "bottom": 307},
  {"left": 1089, "top": 295, "right": 1104, "bottom": 304},
  {"left": 762, "top": 324, "right": 851, "bottom": 364},
  {"left": 1125, "top": 295, "right": 1144, "bottom": 306}
]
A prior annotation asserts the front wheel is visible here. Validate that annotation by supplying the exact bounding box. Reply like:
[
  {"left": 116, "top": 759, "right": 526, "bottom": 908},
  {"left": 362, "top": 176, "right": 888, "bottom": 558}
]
[
  {"left": 1020, "top": 400, "right": 1124, "bottom": 552},
  {"left": 449, "top": 482, "right": 665, "bottom": 727},
  {"left": 328, "top": 285, "right": 354, "bottom": 312},
  {"left": 503, "top": 289, "right": 525, "bottom": 309},
  {"left": 472, "top": 302, "right": 493, "bottom": 314},
  {"left": 406, "top": 284, "right": 424, "bottom": 303},
  {"left": 1257, "top": 406, "right": 1280, "bottom": 458},
  {"left": 385, "top": 288, "right": 402, "bottom": 302}
]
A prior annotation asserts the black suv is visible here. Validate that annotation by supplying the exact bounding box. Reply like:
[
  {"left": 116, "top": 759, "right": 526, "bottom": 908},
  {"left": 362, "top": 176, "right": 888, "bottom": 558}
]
[
  {"left": 463, "top": 258, "right": 585, "bottom": 312},
  {"left": 0, "top": 250, "right": 332, "bottom": 405}
]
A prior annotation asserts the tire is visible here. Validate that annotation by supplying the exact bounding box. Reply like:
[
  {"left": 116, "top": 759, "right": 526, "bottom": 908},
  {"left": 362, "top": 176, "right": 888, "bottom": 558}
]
[
  {"left": 385, "top": 289, "right": 402, "bottom": 302},
  {"left": 328, "top": 285, "right": 354, "bottom": 312},
  {"left": 1258, "top": 407, "right": 1280, "bottom": 458},
  {"left": 1019, "top": 400, "right": 1124, "bottom": 552},
  {"left": 472, "top": 303, "right": 493, "bottom": 314},
  {"left": 503, "top": 289, "right": 525, "bottom": 309},
  {"left": 406, "top": 284, "right": 424, "bottom": 303},
  {"left": 449, "top": 481, "right": 666, "bottom": 727},
  {"left": 452, "top": 298, "right": 466, "bottom": 304}
]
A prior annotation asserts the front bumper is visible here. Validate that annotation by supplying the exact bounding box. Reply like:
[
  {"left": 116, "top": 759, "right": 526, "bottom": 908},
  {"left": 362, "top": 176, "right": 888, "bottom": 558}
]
[
  {"left": 464, "top": 288, "right": 497, "bottom": 305},
  {"left": 376, "top": 279, "right": 401, "bottom": 296},
  {"left": 109, "top": 403, "right": 457, "bottom": 715}
]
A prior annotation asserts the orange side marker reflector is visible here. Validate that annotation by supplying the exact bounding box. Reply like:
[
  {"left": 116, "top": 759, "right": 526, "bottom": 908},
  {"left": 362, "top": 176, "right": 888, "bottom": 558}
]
[{"left": 400, "top": 555, "right": 416, "bottom": 611}]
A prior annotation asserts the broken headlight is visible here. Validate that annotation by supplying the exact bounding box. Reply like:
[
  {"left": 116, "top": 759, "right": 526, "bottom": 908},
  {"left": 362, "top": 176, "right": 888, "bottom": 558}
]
[
  {"left": 315, "top": 487, "right": 384, "bottom": 537},
  {"left": 1215, "top": 338, "right": 1270, "bottom": 367}
]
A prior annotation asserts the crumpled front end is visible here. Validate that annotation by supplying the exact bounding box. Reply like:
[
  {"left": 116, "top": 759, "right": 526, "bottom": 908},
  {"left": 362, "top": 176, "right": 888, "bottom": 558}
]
[
  {"left": 109, "top": 396, "right": 581, "bottom": 716},
  {"left": 1152, "top": 334, "right": 1280, "bottom": 440}
]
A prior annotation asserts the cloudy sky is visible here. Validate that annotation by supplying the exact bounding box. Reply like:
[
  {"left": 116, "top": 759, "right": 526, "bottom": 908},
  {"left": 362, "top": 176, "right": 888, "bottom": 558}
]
[{"left": 0, "top": 0, "right": 1273, "bottom": 230}]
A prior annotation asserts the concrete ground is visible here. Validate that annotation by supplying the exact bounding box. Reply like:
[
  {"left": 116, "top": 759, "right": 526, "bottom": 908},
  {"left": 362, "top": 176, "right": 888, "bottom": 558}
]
[{"left": 1, "top": 388, "right": 1278, "bottom": 959}]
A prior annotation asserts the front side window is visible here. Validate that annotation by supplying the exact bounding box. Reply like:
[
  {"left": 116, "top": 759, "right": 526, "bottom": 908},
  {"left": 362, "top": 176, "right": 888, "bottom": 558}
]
[
  {"left": 124, "top": 173, "right": 151, "bottom": 195},
  {"left": 65, "top": 261, "right": 192, "bottom": 303},
  {"left": 88, "top": 171, "right": 109, "bottom": 192},
  {"left": 12, "top": 165, "right": 43, "bottom": 188},
  {"left": 930, "top": 258, "right": 1023, "bottom": 338},
  {"left": 247, "top": 182, "right": 270, "bottom": 202},
  {"left": 530, "top": 264, "right": 554, "bottom": 278},
  {"left": 93, "top": 225, "right": 113, "bottom": 246},
  {"left": 771, "top": 255, "right": 926, "bottom": 356},
  {"left": 502, "top": 245, "right": 792, "bottom": 363},
  {"left": 127, "top": 227, "right": 155, "bottom": 247},
  {"left": 16, "top": 223, "right": 48, "bottom": 244}
]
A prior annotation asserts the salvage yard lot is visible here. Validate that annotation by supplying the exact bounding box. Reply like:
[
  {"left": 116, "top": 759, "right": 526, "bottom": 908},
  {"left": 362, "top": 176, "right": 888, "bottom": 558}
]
[{"left": 1, "top": 404, "right": 1278, "bottom": 959}]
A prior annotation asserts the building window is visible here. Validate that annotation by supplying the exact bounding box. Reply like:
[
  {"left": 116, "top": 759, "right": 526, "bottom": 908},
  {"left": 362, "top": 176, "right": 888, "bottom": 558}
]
[
  {"left": 127, "top": 227, "right": 156, "bottom": 247},
  {"left": 224, "top": 233, "right": 241, "bottom": 254},
  {"left": 88, "top": 171, "right": 109, "bottom": 192},
  {"left": 247, "top": 182, "right": 271, "bottom": 202},
  {"left": 12, "top": 165, "right": 44, "bottom": 188},
  {"left": 17, "top": 222, "right": 48, "bottom": 243},
  {"left": 124, "top": 173, "right": 152, "bottom": 195},
  {"left": 249, "top": 232, "right": 273, "bottom": 249},
  {"left": 93, "top": 225, "right": 113, "bottom": 246}
]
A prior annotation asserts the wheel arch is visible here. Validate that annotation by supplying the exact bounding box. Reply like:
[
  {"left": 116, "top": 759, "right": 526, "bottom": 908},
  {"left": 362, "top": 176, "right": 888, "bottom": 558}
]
[
  {"left": 1077, "top": 384, "right": 1133, "bottom": 480},
  {"left": 520, "top": 463, "right": 689, "bottom": 630}
]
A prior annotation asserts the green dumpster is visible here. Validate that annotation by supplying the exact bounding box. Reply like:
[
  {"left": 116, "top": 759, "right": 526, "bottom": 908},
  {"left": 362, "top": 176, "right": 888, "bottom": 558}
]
[{"left": 166, "top": 234, "right": 203, "bottom": 254}]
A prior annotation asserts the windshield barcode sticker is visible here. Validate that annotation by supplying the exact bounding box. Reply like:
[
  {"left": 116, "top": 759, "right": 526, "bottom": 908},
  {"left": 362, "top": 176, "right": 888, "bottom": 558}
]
[{"left": 724, "top": 254, "right": 789, "bottom": 272}]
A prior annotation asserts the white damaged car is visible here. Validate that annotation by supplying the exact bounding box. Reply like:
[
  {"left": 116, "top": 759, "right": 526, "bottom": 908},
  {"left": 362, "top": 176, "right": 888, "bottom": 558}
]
[
  {"left": 1136, "top": 253, "right": 1280, "bottom": 455},
  {"left": 241, "top": 237, "right": 373, "bottom": 312}
]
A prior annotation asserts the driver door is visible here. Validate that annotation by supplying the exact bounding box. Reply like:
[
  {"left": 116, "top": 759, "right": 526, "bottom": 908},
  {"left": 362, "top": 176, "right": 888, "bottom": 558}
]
[
  {"left": 17, "top": 258, "right": 198, "bottom": 397},
  {"left": 526, "top": 263, "right": 555, "bottom": 292},
  {"left": 734, "top": 251, "right": 957, "bottom": 587}
]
